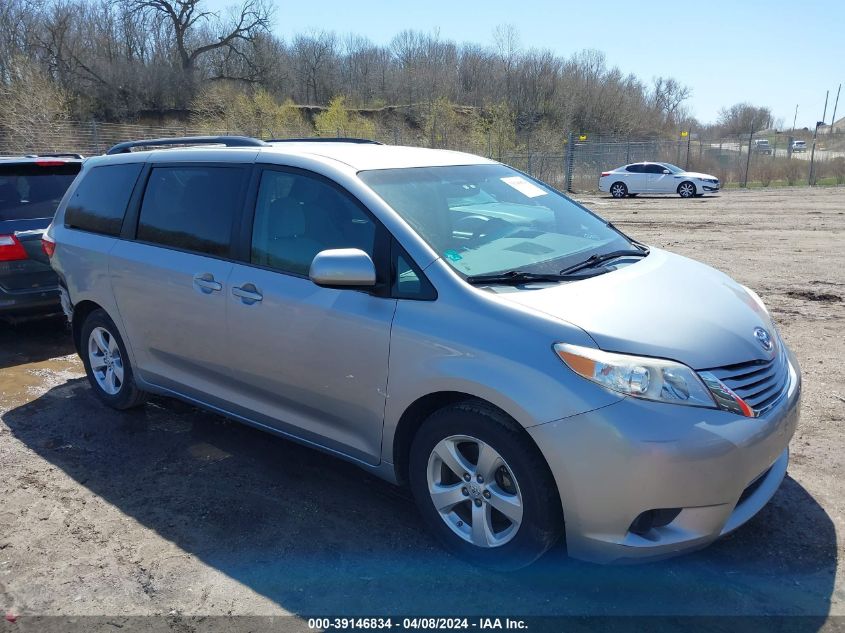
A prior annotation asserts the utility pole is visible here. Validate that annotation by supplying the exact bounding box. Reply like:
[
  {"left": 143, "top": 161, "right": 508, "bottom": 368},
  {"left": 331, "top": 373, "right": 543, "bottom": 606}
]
[
  {"left": 809, "top": 91, "right": 829, "bottom": 185},
  {"left": 830, "top": 84, "right": 841, "bottom": 136},
  {"left": 822, "top": 90, "right": 829, "bottom": 128},
  {"left": 743, "top": 121, "right": 756, "bottom": 188},
  {"left": 792, "top": 104, "right": 798, "bottom": 132}
]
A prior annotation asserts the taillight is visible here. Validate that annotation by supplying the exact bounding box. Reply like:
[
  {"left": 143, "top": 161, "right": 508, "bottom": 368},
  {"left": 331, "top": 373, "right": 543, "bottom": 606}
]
[
  {"left": 600, "top": 172, "right": 611, "bottom": 177},
  {"left": 42, "top": 233, "right": 56, "bottom": 258},
  {"left": 0, "top": 234, "right": 28, "bottom": 262}
]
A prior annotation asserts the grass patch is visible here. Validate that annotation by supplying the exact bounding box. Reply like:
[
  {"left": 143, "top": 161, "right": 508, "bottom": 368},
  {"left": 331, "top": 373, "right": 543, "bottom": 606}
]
[{"left": 723, "top": 177, "right": 841, "bottom": 189}]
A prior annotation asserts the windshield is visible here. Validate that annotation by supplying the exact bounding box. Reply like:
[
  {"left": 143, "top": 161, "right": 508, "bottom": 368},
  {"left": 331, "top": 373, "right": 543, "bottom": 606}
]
[
  {"left": 661, "top": 163, "right": 685, "bottom": 173},
  {"left": 359, "top": 164, "right": 633, "bottom": 277}
]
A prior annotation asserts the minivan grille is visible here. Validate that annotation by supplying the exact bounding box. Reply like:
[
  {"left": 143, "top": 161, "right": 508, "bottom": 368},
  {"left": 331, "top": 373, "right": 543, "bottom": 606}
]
[{"left": 702, "top": 348, "right": 789, "bottom": 416}]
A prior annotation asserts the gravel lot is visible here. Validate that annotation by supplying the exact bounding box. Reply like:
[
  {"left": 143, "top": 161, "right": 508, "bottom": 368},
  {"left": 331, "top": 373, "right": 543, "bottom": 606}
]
[{"left": 0, "top": 186, "right": 843, "bottom": 627}]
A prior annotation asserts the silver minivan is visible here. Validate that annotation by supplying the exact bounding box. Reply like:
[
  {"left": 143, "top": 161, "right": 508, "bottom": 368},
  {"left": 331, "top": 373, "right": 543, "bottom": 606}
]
[{"left": 46, "top": 137, "right": 801, "bottom": 568}]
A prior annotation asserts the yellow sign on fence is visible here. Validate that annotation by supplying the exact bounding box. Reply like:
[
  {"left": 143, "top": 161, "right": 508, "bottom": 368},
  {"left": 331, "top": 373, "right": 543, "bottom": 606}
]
[
  {"left": 680, "top": 131, "right": 689, "bottom": 138},
  {"left": 578, "top": 134, "right": 587, "bottom": 141}
]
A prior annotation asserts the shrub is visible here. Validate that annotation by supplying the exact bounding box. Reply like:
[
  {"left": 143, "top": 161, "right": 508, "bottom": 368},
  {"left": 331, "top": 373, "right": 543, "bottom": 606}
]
[
  {"left": 190, "top": 84, "right": 311, "bottom": 138},
  {"left": 784, "top": 159, "right": 804, "bottom": 186}
]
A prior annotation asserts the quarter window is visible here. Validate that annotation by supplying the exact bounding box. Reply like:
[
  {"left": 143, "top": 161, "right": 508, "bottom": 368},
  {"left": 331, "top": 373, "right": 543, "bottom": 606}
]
[
  {"left": 251, "top": 170, "right": 376, "bottom": 276},
  {"left": 137, "top": 166, "right": 247, "bottom": 257},
  {"left": 65, "top": 164, "right": 142, "bottom": 235}
]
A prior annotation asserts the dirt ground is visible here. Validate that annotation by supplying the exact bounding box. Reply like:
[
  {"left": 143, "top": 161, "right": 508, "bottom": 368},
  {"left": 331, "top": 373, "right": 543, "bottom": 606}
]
[{"left": 0, "top": 186, "right": 843, "bottom": 627}]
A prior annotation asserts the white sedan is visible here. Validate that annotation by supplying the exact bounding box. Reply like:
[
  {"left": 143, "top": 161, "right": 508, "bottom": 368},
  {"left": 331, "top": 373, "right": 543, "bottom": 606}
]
[{"left": 599, "top": 162, "right": 720, "bottom": 198}]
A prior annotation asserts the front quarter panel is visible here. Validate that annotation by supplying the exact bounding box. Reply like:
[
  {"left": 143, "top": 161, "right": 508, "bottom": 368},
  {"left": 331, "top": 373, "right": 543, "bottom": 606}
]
[{"left": 382, "top": 265, "right": 626, "bottom": 464}]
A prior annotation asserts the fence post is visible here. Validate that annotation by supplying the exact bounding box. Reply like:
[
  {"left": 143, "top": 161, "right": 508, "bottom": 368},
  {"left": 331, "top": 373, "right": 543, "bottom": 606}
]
[
  {"left": 91, "top": 119, "right": 100, "bottom": 154},
  {"left": 564, "top": 132, "right": 575, "bottom": 193},
  {"left": 742, "top": 129, "right": 753, "bottom": 188}
]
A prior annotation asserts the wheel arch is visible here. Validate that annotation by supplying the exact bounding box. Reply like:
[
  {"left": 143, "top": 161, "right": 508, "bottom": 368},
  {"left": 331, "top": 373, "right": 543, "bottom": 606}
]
[
  {"left": 71, "top": 299, "right": 106, "bottom": 355},
  {"left": 390, "top": 391, "right": 557, "bottom": 496}
]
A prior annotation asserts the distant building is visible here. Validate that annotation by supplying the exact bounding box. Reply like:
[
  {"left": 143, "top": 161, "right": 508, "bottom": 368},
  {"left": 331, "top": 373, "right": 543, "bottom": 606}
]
[{"left": 818, "top": 117, "right": 845, "bottom": 133}]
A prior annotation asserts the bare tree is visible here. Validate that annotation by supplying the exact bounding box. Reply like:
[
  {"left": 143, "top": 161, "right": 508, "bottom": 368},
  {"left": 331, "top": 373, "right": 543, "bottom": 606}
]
[
  {"left": 0, "top": 56, "right": 69, "bottom": 153},
  {"left": 126, "top": 0, "right": 271, "bottom": 73},
  {"left": 717, "top": 103, "right": 772, "bottom": 137},
  {"left": 650, "top": 77, "right": 692, "bottom": 128},
  {"left": 291, "top": 30, "right": 337, "bottom": 104}
]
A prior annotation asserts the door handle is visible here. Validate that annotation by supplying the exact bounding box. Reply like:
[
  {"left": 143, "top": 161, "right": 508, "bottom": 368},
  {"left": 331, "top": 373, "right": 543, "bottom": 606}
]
[
  {"left": 232, "top": 283, "right": 263, "bottom": 304},
  {"left": 193, "top": 273, "right": 222, "bottom": 293}
]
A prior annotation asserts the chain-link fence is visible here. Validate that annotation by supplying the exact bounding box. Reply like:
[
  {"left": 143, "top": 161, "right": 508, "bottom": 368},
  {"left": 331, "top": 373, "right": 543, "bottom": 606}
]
[
  {"left": 563, "top": 133, "right": 845, "bottom": 192},
  {"left": 3, "top": 120, "right": 843, "bottom": 192}
]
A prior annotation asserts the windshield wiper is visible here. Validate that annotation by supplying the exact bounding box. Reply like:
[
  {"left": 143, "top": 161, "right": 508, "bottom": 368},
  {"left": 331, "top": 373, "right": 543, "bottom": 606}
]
[
  {"left": 559, "top": 248, "right": 649, "bottom": 276},
  {"left": 465, "top": 269, "right": 608, "bottom": 285}
]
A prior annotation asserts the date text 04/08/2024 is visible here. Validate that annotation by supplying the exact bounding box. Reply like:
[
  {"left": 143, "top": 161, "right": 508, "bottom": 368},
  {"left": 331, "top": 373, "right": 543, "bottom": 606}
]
[{"left": 307, "top": 618, "right": 528, "bottom": 630}]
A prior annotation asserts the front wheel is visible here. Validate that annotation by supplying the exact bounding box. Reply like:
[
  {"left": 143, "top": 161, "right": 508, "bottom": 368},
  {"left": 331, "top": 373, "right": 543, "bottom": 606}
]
[
  {"left": 678, "top": 181, "right": 696, "bottom": 198},
  {"left": 80, "top": 309, "right": 148, "bottom": 410},
  {"left": 609, "top": 182, "right": 628, "bottom": 198},
  {"left": 409, "top": 402, "right": 563, "bottom": 570}
]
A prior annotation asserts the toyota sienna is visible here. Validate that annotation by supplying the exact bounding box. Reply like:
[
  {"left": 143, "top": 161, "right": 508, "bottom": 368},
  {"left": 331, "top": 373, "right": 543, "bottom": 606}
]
[{"left": 46, "top": 137, "right": 801, "bottom": 568}]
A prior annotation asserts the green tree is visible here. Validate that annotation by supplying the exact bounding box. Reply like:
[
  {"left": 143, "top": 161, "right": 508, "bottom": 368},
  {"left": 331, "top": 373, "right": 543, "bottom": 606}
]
[
  {"left": 472, "top": 102, "right": 517, "bottom": 160},
  {"left": 424, "top": 97, "right": 460, "bottom": 148},
  {"left": 314, "top": 96, "right": 375, "bottom": 138}
]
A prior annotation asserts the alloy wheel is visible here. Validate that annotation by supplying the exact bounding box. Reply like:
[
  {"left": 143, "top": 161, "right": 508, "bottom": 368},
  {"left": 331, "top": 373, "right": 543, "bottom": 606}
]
[
  {"left": 679, "top": 183, "right": 695, "bottom": 198},
  {"left": 426, "top": 435, "right": 523, "bottom": 548},
  {"left": 88, "top": 326, "right": 124, "bottom": 395}
]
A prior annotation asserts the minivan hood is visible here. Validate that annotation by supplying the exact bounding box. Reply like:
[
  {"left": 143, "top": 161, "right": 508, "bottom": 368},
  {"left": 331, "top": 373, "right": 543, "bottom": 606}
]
[{"left": 490, "top": 249, "right": 774, "bottom": 369}]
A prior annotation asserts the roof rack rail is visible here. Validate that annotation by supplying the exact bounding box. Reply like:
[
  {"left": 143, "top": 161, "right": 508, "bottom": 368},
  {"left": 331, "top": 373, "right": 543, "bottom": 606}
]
[
  {"left": 266, "top": 137, "right": 382, "bottom": 145},
  {"left": 106, "top": 136, "right": 267, "bottom": 155}
]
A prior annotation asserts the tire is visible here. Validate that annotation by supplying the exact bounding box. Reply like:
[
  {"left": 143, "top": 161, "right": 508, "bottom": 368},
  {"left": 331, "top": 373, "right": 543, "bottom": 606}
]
[
  {"left": 609, "top": 182, "right": 628, "bottom": 198},
  {"left": 409, "top": 401, "right": 563, "bottom": 570},
  {"left": 678, "top": 181, "right": 696, "bottom": 198},
  {"left": 80, "top": 309, "right": 148, "bottom": 410}
]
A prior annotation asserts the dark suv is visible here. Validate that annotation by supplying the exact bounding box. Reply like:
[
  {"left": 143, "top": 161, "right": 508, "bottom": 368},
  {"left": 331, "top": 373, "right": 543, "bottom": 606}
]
[{"left": 0, "top": 154, "right": 82, "bottom": 319}]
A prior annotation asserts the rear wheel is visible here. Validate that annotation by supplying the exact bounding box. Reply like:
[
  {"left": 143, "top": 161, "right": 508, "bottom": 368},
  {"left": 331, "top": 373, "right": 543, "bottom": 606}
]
[
  {"left": 609, "top": 182, "right": 628, "bottom": 198},
  {"left": 80, "top": 309, "right": 147, "bottom": 410},
  {"left": 409, "top": 402, "right": 563, "bottom": 570},
  {"left": 678, "top": 181, "right": 696, "bottom": 198}
]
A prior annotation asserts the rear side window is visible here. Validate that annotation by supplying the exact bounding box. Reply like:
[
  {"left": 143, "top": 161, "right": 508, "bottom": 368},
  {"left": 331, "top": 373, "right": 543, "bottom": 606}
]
[
  {"left": 137, "top": 166, "right": 247, "bottom": 258},
  {"left": 643, "top": 164, "right": 666, "bottom": 174},
  {"left": 0, "top": 163, "right": 80, "bottom": 221},
  {"left": 625, "top": 164, "right": 643, "bottom": 173},
  {"left": 65, "top": 164, "right": 142, "bottom": 235}
]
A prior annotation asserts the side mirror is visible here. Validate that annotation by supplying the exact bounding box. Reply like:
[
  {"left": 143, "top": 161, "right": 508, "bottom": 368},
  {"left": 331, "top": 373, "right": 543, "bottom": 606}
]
[
  {"left": 309, "top": 248, "right": 376, "bottom": 288},
  {"left": 662, "top": 169, "right": 671, "bottom": 174}
]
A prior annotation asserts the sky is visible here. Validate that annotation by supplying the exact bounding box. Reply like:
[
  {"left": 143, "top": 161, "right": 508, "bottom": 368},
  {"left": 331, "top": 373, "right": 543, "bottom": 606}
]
[{"left": 210, "top": 0, "right": 845, "bottom": 128}]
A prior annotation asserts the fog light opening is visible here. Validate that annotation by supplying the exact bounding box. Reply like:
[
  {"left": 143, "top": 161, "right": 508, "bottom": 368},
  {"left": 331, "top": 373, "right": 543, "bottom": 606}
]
[{"left": 629, "top": 508, "right": 682, "bottom": 536}]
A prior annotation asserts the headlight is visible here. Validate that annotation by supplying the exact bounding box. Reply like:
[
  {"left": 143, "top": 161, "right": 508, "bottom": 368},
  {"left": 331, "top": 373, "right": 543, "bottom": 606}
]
[{"left": 554, "top": 343, "right": 716, "bottom": 408}]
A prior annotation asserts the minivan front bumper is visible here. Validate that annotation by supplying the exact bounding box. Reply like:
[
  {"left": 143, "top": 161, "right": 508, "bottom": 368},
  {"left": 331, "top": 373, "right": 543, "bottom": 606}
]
[{"left": 528, "top": 346, "right": 801, "bottom": 564}]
